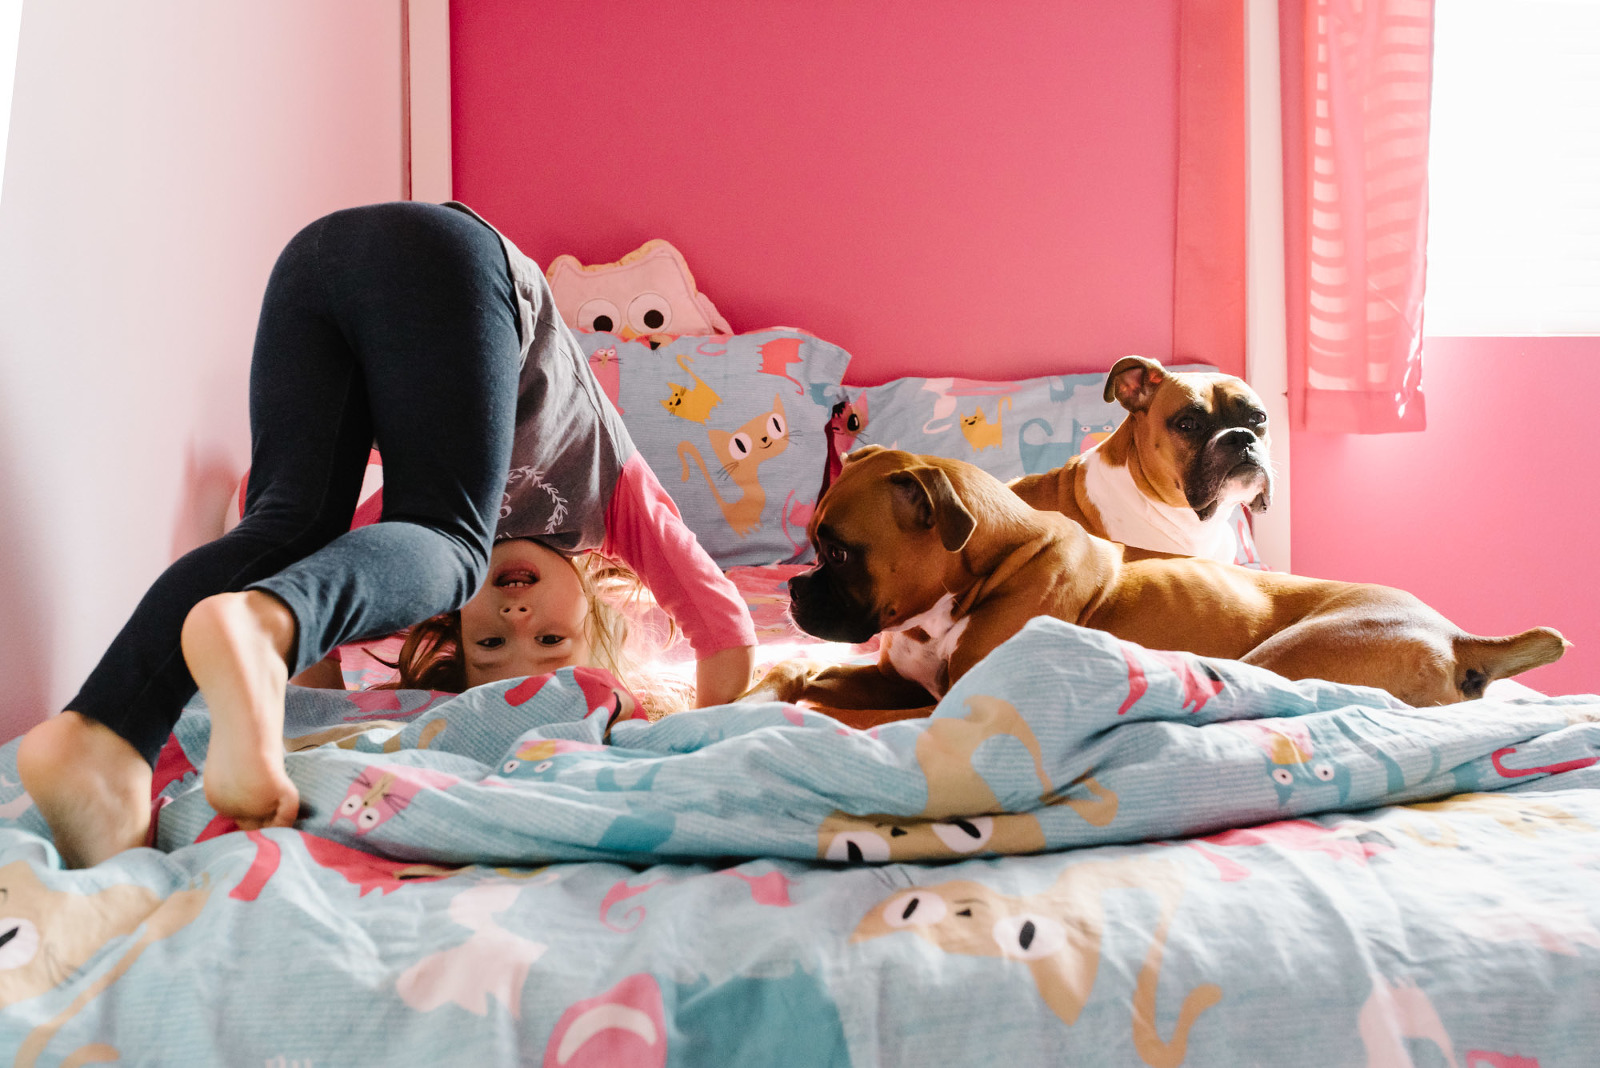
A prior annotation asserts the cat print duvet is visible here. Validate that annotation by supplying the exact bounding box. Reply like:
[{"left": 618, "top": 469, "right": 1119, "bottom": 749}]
[{"left": 0, "top": 618, "right": 1599, "bottom": 1064}]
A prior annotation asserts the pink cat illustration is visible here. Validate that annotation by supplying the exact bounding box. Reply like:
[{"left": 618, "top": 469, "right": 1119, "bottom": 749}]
[
  {"left": 758, "top": 336, "right": 806, "bottom": 394},
  {"left": 397, "top": 881, "right": 549, "bottom": 1019},
  {"left": 333, "top": 765, "right": 461, "bottom": 834},
  {"left": 588, "top": 345, "right": 623, "bottom": 413}
]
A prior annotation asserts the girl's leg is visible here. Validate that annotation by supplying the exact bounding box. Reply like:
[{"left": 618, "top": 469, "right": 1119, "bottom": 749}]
[
  {"left": 22, "top": 203, "right": 520, "bottom": 864},
  {"left": 17, "top": 211, "right": 377, "bottom": 863},
  {"left": 187, "top": 202, "right": 521, "bottom": 831}
]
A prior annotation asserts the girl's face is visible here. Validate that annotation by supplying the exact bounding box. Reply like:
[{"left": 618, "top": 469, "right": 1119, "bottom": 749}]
[{"left": 458, "top": 539, "right": 592, "bottom": 689}]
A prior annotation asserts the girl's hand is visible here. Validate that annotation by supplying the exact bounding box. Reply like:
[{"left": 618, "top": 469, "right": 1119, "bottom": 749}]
[{"left": 695, "top": 645, "right": 756, "bottom": 708}]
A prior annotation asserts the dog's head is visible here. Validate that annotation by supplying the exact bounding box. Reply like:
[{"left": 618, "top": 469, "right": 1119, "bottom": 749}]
[
  {"left": 1104, "top": 356, "right": 1274, "bottom": 519},
  {"left": 788, "top": 446, "right": 975, "bottom": 643}
]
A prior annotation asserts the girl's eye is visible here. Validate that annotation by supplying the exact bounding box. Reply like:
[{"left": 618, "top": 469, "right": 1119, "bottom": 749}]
[
  {"left": 477, "top": 637, "right": 505, "bottom": 649},
  {"left": 537, "top": 635, "right": 565, "bottom": 647}
]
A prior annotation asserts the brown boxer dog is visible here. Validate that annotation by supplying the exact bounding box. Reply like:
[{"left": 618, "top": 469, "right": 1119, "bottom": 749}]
[
  {"left": 1009, "top": 356, "right": 1271, "bottom": 563},
  {"left": 751, "top": 446, "right": 1566, "bottom": 727}
]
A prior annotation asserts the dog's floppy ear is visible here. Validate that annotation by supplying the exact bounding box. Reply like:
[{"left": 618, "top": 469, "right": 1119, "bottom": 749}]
[
  {"left": 889, "top": 465, "right": 975, "bottom": 552},
  {"left": 1104, "top": 356, "right": 1168, "bottom": 412}
]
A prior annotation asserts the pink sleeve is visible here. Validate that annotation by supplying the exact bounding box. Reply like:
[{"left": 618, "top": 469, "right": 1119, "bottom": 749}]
[{"left": 601, "top": 454, "right": 757, "bottom": 656}]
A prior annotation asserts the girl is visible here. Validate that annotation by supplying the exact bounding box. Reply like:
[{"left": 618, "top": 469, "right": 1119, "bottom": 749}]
[
  {"left": 17, "top": 201, "right": 756, "bottom": 869},
  {"left": 378, "top": 538, "right": 693, "bottom": 713}
]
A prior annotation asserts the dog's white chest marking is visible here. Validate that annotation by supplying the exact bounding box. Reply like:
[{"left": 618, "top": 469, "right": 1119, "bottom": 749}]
[
  {"left": 1081, "top": 449, "right": 1237, "bottom": 563},
  {"left": 885, "top": 593, "right": 970, "bottom": 699}
]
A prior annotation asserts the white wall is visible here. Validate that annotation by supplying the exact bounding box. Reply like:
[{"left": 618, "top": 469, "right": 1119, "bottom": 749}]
[{"left": 0, "top": 1, "right": 403, "bottom": 742}]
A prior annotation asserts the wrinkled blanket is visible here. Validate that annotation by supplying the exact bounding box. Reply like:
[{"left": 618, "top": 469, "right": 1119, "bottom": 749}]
[{"left": 1, "top": 618, "right": 1596, "bottom": 1066}]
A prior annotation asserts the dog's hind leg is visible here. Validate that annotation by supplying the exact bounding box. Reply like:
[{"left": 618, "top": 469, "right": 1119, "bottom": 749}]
[{"left": 1240, "top": 614, "right": 1464, "bottom": 706}]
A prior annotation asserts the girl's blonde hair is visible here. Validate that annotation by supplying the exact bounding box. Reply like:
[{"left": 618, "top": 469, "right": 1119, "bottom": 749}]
[{"left": 380, "top": 554, "right": 693, "bottom": 718}]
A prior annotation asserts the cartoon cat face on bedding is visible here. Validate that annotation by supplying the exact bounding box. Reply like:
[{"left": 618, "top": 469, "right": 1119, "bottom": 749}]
[
  {"left": 816, "top": 695, "right": 1121, "bottom": 862},
  {"left": 852, "top": 855, "right": 1221, "bottom": 1067},
  {"left": 0, "top": 859, "right": 210, "bottom": 1061}
]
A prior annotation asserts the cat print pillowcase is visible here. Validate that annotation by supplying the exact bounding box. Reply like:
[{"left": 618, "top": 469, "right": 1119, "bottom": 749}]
[
  {"left": 832, "top": 365, "right": 1222, "bottom": 483},
  {"left": 573, "top": 329, "right": 852, "bottom": 568}
]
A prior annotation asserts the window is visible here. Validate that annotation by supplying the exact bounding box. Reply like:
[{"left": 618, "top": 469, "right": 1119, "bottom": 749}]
[
  {"left": 1425, "top": 0, "right": 1600, "bottom": 334},
  {"left": 0, "top": 1, "right": 21, "bottom": 211}
]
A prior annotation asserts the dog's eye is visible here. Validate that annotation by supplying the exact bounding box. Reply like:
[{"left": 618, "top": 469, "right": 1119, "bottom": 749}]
[
  {"left": 1248, "top": 411, "right": 1268, "bottom": 427},
  {"left": 825, "top": 544, "right": 849, "bottom": 567},
  {"left": 1175, "top": 415, "right": 1200, "bottom": 433}
]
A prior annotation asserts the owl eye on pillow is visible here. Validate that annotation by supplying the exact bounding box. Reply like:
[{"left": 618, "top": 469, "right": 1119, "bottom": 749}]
[{"left": 545, "top": 238, "right": 732, "bottom": 349}]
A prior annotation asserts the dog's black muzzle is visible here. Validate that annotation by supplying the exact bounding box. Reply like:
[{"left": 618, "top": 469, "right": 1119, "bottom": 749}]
[
  {"left": 788, "top": 566, "right": 881, "bottom": 644},
  {"left": 1188, "top": 429, "right": 1272, "bottom": 518}
]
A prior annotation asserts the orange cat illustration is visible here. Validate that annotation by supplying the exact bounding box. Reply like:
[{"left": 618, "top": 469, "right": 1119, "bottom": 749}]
[
  {"left": 960, "top": 395, "right": 1012, "bottom": 451},
  {"left": 660, "top": 352, "right": 721, "bottom": 423},
  {"left": 678, "top": 393, "right": 789, "bottom": 536},
  {"left": 0, "top": 860, "right": 211, "bottom": 1066},
  {"left": 817, "top": 695, "right": 1117, "bottom": 863},
  {"left": 853, "top": 855, "right": 1220, "bottom": 1068}
]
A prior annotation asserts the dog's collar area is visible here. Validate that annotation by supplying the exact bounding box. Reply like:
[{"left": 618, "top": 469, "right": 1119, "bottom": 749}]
[
  {"left": 883, "top": 592, "right": 961, "bottom": 638},
  {"left": 1082, "top": 449, "right": 1237, "bottom": 563}
]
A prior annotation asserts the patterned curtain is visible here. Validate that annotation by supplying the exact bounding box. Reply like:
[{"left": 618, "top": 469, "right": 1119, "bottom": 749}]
[{"left": 1284, "top": 0, "right": 1435, "bottom": 432}]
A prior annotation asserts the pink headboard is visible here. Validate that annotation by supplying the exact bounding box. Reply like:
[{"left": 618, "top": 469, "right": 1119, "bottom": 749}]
[{"left": 449, "top": 0, "right": 1198, "bottom": 385}]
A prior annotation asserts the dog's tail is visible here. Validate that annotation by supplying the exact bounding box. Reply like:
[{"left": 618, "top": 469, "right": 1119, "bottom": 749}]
[{"left": 1453, "top": 627, "right": 1569, "bottom": 698}]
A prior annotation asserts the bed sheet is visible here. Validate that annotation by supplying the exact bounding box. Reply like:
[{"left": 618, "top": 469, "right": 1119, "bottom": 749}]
[{"left": 1, "top": 618, "right": 1597, "bottom": 1065}]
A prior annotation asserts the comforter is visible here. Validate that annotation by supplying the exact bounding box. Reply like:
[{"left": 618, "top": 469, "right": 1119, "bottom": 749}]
[{"left": 0, "top": 617, "right": 1596, "bottom": 1066}]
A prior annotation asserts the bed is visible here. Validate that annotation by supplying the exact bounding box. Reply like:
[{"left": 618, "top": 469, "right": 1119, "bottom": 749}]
[{"left": 0, "top": 326, "right": 1595, "bottom": 1067}]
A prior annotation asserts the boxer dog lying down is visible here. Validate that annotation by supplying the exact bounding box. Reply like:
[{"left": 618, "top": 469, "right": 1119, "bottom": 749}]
[{"left": 749, "top": 446, "right": 1567, "bottom": 728}]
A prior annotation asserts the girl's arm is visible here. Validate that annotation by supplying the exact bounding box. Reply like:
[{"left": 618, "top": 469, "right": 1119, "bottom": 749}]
[
  {"left": 601, "top": 455, "right": 758, "bottom": 705},
  {"left": 695, "top": 644, "right": 757, "bottom": 708}
]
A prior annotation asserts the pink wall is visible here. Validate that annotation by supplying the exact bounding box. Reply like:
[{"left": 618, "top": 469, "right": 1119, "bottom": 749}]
[
  {"left": 0, "top": 2, "right": 404, "bottom": 742},
  {"left": 450, "top": 0, "right": 1189, "bottom": 384},
  {"left": 1290, "top": 336, "right": 1599, "bottom": 695}
]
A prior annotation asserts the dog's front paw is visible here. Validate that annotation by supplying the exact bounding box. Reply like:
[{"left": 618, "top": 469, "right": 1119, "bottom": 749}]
[{"left": 739, "top": 659, "right": 825, "bottom": 704}]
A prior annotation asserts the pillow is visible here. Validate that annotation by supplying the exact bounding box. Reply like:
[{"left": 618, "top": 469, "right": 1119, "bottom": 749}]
[
  {"left": 575, "top": 329, "right": 851, "bottom": 568},
  {"left": 832, "top": 365, "right": 1268, "bottom": 569},
  {"left": 546, "top": 239, "right": 732, "bottom": 347}
]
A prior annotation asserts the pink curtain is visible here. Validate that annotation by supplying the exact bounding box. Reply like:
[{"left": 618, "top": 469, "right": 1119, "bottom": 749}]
[{"left": 1283, "top": 0, "right": 1435, "bottom": 433}]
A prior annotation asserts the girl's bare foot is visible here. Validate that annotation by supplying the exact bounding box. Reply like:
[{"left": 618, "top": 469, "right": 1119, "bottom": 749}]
[
  {"left": 16, "top": 711, "right": 152, "bottom": 868},
  {"left": 182, "top": 591, "right": 300, "bottom": 831}
]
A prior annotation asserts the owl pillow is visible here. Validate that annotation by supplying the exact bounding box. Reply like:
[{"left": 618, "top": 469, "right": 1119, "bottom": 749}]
[{"left": 546, "top": 239, "right": 732, "bottom": 348}]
